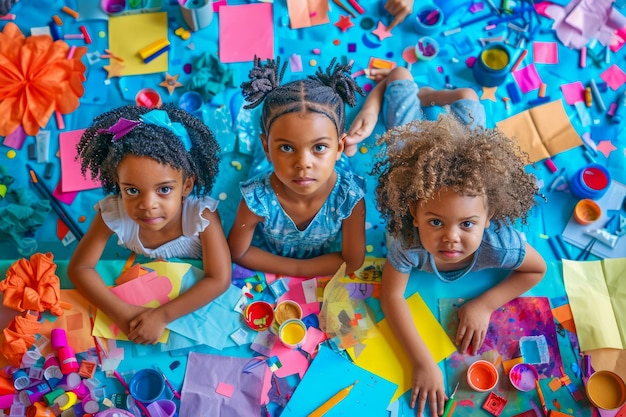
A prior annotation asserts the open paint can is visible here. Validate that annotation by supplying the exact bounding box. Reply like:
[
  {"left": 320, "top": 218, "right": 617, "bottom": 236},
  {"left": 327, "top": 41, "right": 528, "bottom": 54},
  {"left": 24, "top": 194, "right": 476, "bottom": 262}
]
[
  {"left": 473, "top": 43, "right": 511, "bottom": 87},
  {"left": 278, "top": 318, "right": 307, "bottom": 349},
  {"left": 509, "top": 363, "right": 539, "bottom": 392},
  {"left": 129, "top": 369, "right": 165, "bottom": 404},
  {"left": 570, "top": 164, "right": 611, "bottom": 200},
  {"left": 467, "top": 360, "right": 499, "bottom": 392},
  {"left": 586, "top": 370, "right": 626, "bottom": 410},
  {"left": 244, "top": 301, "right": 274, "bottom": 331}
]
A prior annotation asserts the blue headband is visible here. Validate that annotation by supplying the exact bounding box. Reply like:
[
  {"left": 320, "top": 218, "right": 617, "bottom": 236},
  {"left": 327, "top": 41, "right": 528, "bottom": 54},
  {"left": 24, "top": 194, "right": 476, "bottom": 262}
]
[{"left": 100, "top": 109, "right": 192, "bottom": 151}]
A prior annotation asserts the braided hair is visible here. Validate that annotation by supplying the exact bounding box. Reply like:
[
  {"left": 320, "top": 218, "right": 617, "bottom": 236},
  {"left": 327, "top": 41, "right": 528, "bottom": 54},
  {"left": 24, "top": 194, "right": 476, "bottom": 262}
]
[
  {"left": 240, "top": 56, "right": 364, "bottom": 137},
  {"left": 76, "top": 104, "right": 220, "bottom": 196}
]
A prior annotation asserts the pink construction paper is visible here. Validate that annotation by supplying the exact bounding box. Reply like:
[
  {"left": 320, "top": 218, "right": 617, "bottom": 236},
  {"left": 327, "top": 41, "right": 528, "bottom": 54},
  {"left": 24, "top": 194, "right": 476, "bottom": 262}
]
[
  {"left": 59, "top": 129, "right": 101, "bottom": 193},
  {"left": 279, "top": 279, "right": 320, "bottom": 319},
  {"left": 216, "top": 382, "right": 235, "bottom": 397},
  {"left": 269, "top": 337, "right": 310, "bottom": 379},
  {"left": 600, "top": 64, "right": 626, "bottom": 90},
  {"left": 286, "top": 0, "right": 329, "bottom": 29},
  {"left": 512, "top": 64, "right": 543, "bottom": 93},
  {"left": 533, "top": 41, "right": 558, "bottom": 64},
  {"left": 53, "top": 181, "right": 78, "bottom": 205},
  {"left": 560, "top": 81, "right": 585, "bottom": 105},
  {"left": 218, "top": 3, "right": 274, "bottom": 63}
]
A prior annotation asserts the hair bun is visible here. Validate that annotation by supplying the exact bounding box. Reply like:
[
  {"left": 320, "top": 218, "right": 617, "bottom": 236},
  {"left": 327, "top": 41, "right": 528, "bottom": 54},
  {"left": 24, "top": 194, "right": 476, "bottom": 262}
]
[
  {"left": 312, "top": 57, "right": 364, "bottom": 107},
  {"left": 240, "top": 56, "right": 287, "bottom": 109}
]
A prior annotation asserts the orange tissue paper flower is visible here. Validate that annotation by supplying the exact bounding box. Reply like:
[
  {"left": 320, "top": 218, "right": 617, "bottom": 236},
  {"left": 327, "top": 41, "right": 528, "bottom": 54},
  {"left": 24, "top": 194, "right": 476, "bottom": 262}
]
[{"left": 0, "top": 23, "right": 87, "bottom": 136}]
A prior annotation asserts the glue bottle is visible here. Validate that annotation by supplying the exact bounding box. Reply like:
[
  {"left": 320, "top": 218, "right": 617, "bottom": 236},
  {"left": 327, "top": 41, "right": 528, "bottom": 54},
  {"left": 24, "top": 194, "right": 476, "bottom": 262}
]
[
  {"left": 612, "top": 91, "right": 626, "bottom": 123},
  {"left": 51, "top": 328, "right": 79, "bottom": 375}
]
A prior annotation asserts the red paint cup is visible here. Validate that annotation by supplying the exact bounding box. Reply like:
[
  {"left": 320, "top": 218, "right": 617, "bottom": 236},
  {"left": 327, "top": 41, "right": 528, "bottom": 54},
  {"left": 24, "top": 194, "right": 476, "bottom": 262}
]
[{"left": 467, "top": 360, "right": 499, "bottom": 392}]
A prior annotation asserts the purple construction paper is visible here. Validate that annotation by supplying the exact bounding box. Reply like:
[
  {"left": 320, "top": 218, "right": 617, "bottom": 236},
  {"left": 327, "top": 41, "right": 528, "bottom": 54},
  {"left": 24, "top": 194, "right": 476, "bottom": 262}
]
[
  {"left": 179, "top": 352, "right": 265, "bottom": 417},
  {"left": 512, "top": 63, "right": 543, "bottom": 93}
]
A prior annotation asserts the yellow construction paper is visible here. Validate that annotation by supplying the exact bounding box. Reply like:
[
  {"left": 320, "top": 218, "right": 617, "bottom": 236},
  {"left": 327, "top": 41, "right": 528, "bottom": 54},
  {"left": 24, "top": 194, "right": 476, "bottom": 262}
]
[
  {"left": 562, "top": 258, "right": 626, "bottom": 351},
  {"left": 108, "top": 12, "right": 168, "bottom": 76},
  {"left": 348, "top": 291, "right": 457, "bottom": 402},
  {"left": 496, "top": 99, "right": 583, "bottom": 163},
  {"left": 93, "top": 262, "right": 191, "bottom": 343}
]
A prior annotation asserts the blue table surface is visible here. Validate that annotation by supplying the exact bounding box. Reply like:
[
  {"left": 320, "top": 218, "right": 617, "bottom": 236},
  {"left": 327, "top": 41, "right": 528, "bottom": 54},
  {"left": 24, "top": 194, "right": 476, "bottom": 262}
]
[{"left": 1, "top": 0, "right": 625, "bottom": 415}]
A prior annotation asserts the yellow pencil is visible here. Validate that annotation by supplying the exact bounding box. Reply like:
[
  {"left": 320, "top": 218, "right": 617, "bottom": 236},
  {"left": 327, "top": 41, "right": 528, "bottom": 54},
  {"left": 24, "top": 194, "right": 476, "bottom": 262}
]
[{"left": 308, "top": 380, "right": 359, "bottom": 417}]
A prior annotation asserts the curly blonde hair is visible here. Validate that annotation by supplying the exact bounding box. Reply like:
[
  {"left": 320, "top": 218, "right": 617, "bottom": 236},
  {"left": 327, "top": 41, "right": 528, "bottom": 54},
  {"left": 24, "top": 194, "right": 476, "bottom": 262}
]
[{"left": 373, "top": 115, "right": 541, "bottom": 246}]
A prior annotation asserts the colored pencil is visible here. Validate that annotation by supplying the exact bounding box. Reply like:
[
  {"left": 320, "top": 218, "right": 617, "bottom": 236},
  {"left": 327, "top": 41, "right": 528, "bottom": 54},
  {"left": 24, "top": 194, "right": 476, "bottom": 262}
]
[
  {"left": 155, "top": 365, "right": 181, "bottom": 399},
  {"left": 87, "top": 306, "right": 104, "bottom": 366},
  {"left": 113, "top": 370, "right": 153, "bottom": 417},
  {"left": 535, "top": 379, "right": 548, "bottom": 417},
  {"left": 308, "top": 380, "right": 358, "bottom": 417},
  {"left": 26, "top": 164, "right": 84, "bottom": 240}
]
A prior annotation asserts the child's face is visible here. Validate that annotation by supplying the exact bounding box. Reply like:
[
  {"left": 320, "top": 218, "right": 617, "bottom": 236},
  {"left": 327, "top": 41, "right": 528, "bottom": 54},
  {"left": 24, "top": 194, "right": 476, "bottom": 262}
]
[
  {"left": 117, "top": 155, "right": 194, "bottom": 237},
  {"left": 409, "top": 188, "right": 492, "bottom": 271},
  {"left": 262, "top": 112, "right": 344, "bottom": 198}
]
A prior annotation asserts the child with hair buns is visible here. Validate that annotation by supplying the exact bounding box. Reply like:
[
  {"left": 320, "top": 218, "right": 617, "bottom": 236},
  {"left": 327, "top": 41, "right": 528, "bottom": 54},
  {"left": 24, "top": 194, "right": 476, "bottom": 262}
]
[
  {"left": 373, "top": 115, "right": 546, "bottom": 417},
  {"left": 69, "top": 104, "right": 231, "bottom": 345},
  {"left": 228, "top": 57, "right": 366, "bottom": 277}
]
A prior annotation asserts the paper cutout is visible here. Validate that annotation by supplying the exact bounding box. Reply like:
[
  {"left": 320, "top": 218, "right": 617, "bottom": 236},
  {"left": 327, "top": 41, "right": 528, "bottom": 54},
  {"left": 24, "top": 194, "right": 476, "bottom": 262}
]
[
  {"left": 533, "top": 41, "right": 559, "bottom": 64},
  {"left": 288, "top": 54, "right": 303, "bottom": 73},
  {"left": 59, "top": 129, "right": 101, "bottom": 193},
  {"left": 512, "top": 63, "right": 543, "bottom": 93},
  {"left": 286, "top": 0, "right": 329, "bottom": 29},
  {"left": 218, "top": 4, "right": 274, "bottom": 63},
  {"left": 340, "top": 257, "right": 385, "bottom": 284},
  {"left": 560, "top": 81, "right": 585, "bottom": 105},
  {"left": 372, "top": 21, "right": 392, "bottom": 41},
  {"left": 563, "top": 258, "right": 626, "bottom": 351},
  {"left": 281, "top": 345, "right": 397, "bottom": 417},
  {"left": 597, "top": 139, "right": 618, "bottom": 157},
  {"left": 180, "top": 352, "right": 265, "bottom": 416},
  {"left": 480, "top": 86, "right": 497, "bottom": 102},
  {"left": 334, "top": 15, "right": 355, "bottom": 32},
  {"left": 347, "top": 291, "right": 456, "bottom": 402},
  {"left": 600, "top": 64, "right": 626, "bottom": 90},
  {"left": 495, "top": 99, "right": 583, "bottom": 162},
  {"left": 108, "top": 12, "right": 168, "bottom": 76},
  {"left": 216, "top": 382, "right": 235, "bottom": 397}
]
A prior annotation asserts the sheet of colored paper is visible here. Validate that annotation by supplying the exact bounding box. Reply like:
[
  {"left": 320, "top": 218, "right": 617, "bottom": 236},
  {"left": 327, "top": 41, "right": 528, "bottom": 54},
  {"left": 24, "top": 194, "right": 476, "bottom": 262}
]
[
  {"left": 533, "top": 41, "right": 559, "bottom": 64},
  {"left": 286, "top": 0, "right": 329, "bottom": 29},
  {"left": 512, "top": 63, "right": 543, "bottom": 93},
  {"left": 347, "top": 291, "right": 456, "bottom": 402},
  {"left": 218, "top": 4, "right": 274, "bottom": 63},
  {"left": 600, "top": 64, "right": 626, "bottom": 90},
  {"left": 59, "top": 129, "right": 100, "bottom": 193},
  {"left": 281, "top": 344, "right": 397, "bottom": 416},
  {"left": 562, "top": 258, "right": 626, "bottom": 351},
  {"left": 560, "top": 81, "right": 585, "bottom": 105},
  {"left": 108, "top": 12, "right": 168, "bottom": 76},
  {"left": 496, "top": 99, "right": 583, "bottom": 162}
]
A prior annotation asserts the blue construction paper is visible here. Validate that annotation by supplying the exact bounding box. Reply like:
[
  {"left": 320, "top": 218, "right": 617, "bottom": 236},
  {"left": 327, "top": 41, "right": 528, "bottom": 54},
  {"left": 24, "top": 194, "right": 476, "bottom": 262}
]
[{"left": 281, "top": 345, "right": 397, "bottom": 417}]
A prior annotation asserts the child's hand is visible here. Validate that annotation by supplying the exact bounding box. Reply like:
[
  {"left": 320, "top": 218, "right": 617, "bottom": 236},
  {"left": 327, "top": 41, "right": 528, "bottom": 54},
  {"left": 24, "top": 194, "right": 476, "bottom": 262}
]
[
  {"left": 410, "top": 361, "right": 446, "bottom": 417},
  {"left": 456, "top": 300, "right": 492, "bottom": 355},
  {"left": 345, "top": 110, "right": 379, "bottom": 156},
  {"left": 127, "top": 307, "right": 167, "bottom": 345}
]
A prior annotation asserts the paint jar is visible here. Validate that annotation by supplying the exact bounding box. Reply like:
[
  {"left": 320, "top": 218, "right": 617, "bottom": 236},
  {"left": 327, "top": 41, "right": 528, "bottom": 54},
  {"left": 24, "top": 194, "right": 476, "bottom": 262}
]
[
  {"left": 129, "top": 369, "right": 166, "bottom": 404},
  {"left": 278, "top": 318, "right": 307, "bottom": 349},
  {"left": 472, "top": 43, "right": 511, "bottom": 87},
  {"left": 573, "top": 199, "right": 602, "bottom": 224},
  {"left": 508, "top": 363, "right": 539, "bottom": 391},
  {"left": 274, "top": 300, "right": 303, "bottom": 326},
  {"left": 415, "top": 37, "right": 439, "bottom": 62},
  {"left": 570, "top": 164, "right": 611, "bottom": 200},
  {"left": 243, "top": 301, "right": 274, "bottom": 331},
  {"left": 413, "top": 5, "right": 444, "bottom": 35},
  {"left": 586, "top": 370, "right": 626, "bottom": 410},
  {"left": 135, "top": 88, "right": 163, "bottom": 109},
  {"left": 178, "top": 91, "right": 205, "bottom": 120},
  {"left": 179, "top": 0, "right": 214, "bottom": 32},
  {"left": 467, "top": 360, "right": 499, "bottom": 392}
]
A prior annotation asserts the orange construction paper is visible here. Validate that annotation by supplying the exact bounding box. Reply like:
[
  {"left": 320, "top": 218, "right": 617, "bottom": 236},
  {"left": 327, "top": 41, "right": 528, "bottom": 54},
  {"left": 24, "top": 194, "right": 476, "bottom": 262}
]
[{"left": 0, "top": 23, "right": 86, "bottom": 136}]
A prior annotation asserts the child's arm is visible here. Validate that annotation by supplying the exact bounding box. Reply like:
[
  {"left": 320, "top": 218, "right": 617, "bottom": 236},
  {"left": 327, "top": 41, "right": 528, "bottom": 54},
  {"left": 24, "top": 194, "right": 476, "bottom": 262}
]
[
  {"left": 127, "top": 209, "right": 231, "bottom": 344},
  {"left": 380, "top": 263, "right": 446, "bottom": 417},
  {"left": 68, "top": 212, "right": 146, "bottom": 337},
  {"left": 229, "top": 199, "right": 365, "bottom": 277},
  {"left": 456, "top": 243, "right": 546, "bottom": 355}
]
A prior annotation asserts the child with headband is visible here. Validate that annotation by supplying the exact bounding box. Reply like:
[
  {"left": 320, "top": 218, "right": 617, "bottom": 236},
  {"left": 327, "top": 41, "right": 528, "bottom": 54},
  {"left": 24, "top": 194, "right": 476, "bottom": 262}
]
[
  {"left": 69, "top": 104, "right": 231, "bottom": 345},
  {"left": 374, "top": 114, "right": 546, "bottom": 417},
  {"left": 228, "top": 57, "right": 366, "bottom": 277}
]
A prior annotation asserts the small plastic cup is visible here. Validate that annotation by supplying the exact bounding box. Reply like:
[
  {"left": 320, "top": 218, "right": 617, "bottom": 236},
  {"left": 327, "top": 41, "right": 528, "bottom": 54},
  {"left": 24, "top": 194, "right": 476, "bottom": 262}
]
[
  {"left": 274, "top": 300, "right": 303, "bottom": 325},
  {"left": 413, "top": 5, "right": 444, "bottom": 35},
  {"left": 508, "top": 363, "right": 539, "bottom": 392},
  {"left": 129, "top": 369, "right": 165, "bottom": 404},
  {"left": 243, "top": 301, "right": 274, "bottom": 331},
  {"left": 467, "top": 360, "right": 499, "bottom": 392},
  {"left": 586, "top": 370, "right": 626, "bottom": 410},
  {"left": 278, "top": 318, "right": 307, "bottom": 349},
  {"left": 135, "top": 88, "right": 162, "bottom": 109},
  {"left": 415, "top": 37, "right": 439, "bottom": 61},
  {"left": 574, "top": 199, "right": 602, "bottom": 225}
]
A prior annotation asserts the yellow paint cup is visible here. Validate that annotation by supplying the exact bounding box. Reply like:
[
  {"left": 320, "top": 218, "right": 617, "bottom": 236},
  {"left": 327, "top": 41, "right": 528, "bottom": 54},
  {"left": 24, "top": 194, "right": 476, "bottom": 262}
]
[
  {"left": 278, "top": 318, "right": 307, "bottom": 349},
  {"left": 586, "top": 370, "right": 626, "bottom": 410}
]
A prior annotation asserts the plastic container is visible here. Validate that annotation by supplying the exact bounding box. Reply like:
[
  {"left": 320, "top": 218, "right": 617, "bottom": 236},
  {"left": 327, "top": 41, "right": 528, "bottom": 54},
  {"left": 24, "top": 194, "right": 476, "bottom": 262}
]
[
  {"left": 473, "top": 43, "right": 511, "bottom": 87},
  {"left": 413, "top": 5, "right": 444, "bottom": 35},
  {"left": 278, "top": 319, "right": 307, "bottom": 349},
  {"left": 129, "top": 369, "right": 165, "bottom": 404},
  {"left": 586, "top": 370, "right": 626, "bottom": 410},
  {"left": 467, "top": 360, "right": 499, "bottom": 392},
  {"left": 570, "top": 164, "right": 611, "bottom": 200},
  {"left": 573, "top": 199, "right": 602, "bottom": 224},
  {"left": 519, "top": 335, "right": 549, "bottom": 364},
  {"left": 508, "top": 363, "right": 539, "bottom": 391},
  {"left": 135, "top": 88, "right": 162, "bottom": 109},
  {"left": 244, "top": 301, "right": 274, "bottom": 331},
  {"left": 179, "top": 91, "right": 204, "bottom": 120},
  {"left": 415, "top": 37, "right": 439, "bottom": 61},
  {"left": 274, "top": 300, "right": 303, "bottom": 325}
]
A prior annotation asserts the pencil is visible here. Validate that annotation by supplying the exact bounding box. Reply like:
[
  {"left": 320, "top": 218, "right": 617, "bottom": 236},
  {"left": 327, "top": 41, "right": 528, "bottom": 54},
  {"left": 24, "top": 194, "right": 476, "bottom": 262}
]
[
  {"left": 113, "top": 370, "right": 153, "bottom": 417},
  {"left": 155, "top": 365, "right": 181, "bottom": 399},
  {"left": 26, "top": 164, "right": 84, "bottom": 240},
  {"left": 87, "top": 305, "right": 103, "bottom": 366},
  {"left": 535, "top": 379, "right": 548, "bottom": 417},
  {"left": 308, "top": 380, "right": 358, "bottom": 417}
]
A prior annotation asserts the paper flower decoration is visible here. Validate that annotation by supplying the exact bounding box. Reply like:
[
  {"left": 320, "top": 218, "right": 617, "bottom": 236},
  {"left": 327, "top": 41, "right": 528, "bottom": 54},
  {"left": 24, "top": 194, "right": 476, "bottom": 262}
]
[{"left": 0, "top": 23, "right": 87, "bottom": 136}]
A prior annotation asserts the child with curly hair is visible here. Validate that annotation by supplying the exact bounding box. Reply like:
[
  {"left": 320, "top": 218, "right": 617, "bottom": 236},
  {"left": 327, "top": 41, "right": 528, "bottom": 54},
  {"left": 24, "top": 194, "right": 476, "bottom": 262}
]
[
  {"left": 374, "top": 115, "right": 546, "bottom": 417},
  {"left": 345, "top": 66, "right": 486, "bottom": 156},
  {"left": 69, "top": 104, "right": 231, "bottom": 345},
  {"left": 228, "top": 57, "right": 366, "bottom": 277}
]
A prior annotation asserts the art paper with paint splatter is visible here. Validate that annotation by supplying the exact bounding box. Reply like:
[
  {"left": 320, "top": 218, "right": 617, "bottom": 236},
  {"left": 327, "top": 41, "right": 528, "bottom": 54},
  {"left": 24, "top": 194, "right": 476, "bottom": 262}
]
[{"left": 438, "top": 296, "right": 591, "bottom": 417}]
